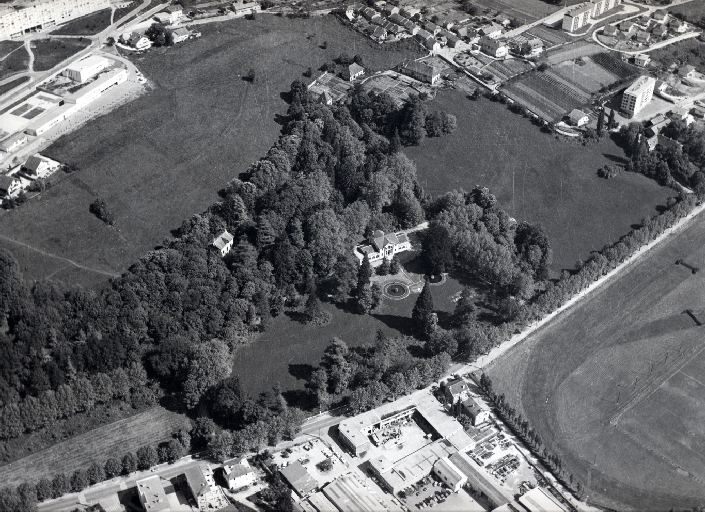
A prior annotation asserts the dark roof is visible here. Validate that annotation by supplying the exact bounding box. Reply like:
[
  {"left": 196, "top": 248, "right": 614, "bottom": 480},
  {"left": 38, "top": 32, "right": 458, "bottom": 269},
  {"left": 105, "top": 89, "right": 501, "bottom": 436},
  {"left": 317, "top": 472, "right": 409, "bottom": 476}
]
[
  {"left": 446, "top": 378, "right": 469, "bottom": 396},
  {"left": 23, "top": 155, "right": 43, "bottom": 173},
  {"left": 280, "top": 462, "right": 318, "bottom": 496},
  {"left": 0, "top": 175, "right": 15, "bottom": 192},
  {"left": 184, "top": 466, "right": 210, "bottom": 499}
]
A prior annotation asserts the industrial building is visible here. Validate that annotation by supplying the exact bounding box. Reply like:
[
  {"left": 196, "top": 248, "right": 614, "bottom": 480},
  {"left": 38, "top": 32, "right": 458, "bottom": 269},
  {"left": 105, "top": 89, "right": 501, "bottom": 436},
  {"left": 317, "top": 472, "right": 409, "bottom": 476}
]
[
  {"left": 63, "top": 55, "right": 110, "bottom": 83},
  {"left": 449, "top": 451, "right": 515, "bottom": 508},
  {"left": 621, "top": 75, "right": 655, "bottom": 117},
  {"left": 0, "top": 0, "right": 110, "bottom": 39},
  {"left": 280, "top": 461, "right": 318, "bottom": 497},
  {"left": 518, "top": 487, "right": 569, "bottom": 512},
  {"left": 321, "top": 475, "right": 385, "bottom": 512},
  {"left": 432, "top": 457, "right": 467, "bottom": 492}
]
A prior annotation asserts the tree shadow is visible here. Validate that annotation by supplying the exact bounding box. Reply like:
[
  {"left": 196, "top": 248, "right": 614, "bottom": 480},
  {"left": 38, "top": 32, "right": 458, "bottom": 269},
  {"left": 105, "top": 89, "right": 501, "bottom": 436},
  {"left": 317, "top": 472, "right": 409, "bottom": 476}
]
[
  {"left": 289, "top": 363, "right": 315, "bottom": 382},
  {"left": 603, "top": 153, "right": 629, "bottom": 165},
  {"left": 274, "top": 113, "right": 289, "bottom": 126},
  {"left": 284, "top": 310, "right": 309, "bottom": 324},
  {"left": 369, "top": 313, "right": 417, "bottom": 337},
  {"left": 282, "top": 389, "right": 316, "bottom": 410}
]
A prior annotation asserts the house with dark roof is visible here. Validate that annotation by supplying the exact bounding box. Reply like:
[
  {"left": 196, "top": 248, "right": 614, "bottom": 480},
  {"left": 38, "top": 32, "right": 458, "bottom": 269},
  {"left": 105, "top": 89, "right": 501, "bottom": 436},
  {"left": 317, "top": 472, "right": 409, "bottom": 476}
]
[
  {"left": 401, "top": 18, "right": 418, "bottom": 34},
  {"left": 0, "top": 174, "right": 22, "bottom": 199},
  {"left": 651, "top": 23, "right": 667, "bottom": 38},
  {"left": 459, "top": 397, "right": 491, "bottom": 426},
  {"left": 280, "top": 461, "right": 318, "bottom": 497},
  {"left": 398, "top": 58, "right": 443, "bottom": 84},
  {"left": 678, "top": 65, "right": 696, "bottom": 79},
  {"left": 21, "top": 155, "right": 55, "bottom": 178},
  {"left": 479, "top": 36, "right": 508, "bottom": 58},
  {"left": 635, "top": 30, "right": 651, "bottom": 44},
  {"left": 619, "top": 20, "right": 635, "bottom": 33},
  {"left": 184, "top": 466, "right": 211, "bottom": 501},
  {"left": 652, "top": 9, "right": 668, "bottom": 23},
  {"left": 443, "top": 378, "right": 470, "bottom": 405},
  {"left": 342, "top": 62, "right": 364, "bottom": 81},
  {"left": 669, "top": 18, "right": 687, "bottom": 33}
]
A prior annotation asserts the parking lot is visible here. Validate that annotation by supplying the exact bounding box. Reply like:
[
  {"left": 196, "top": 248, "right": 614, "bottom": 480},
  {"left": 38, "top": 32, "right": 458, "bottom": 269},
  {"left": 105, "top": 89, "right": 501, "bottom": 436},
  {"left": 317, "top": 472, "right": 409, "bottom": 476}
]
[{"left": 399, "top": 474, "right": 485, "bottom": 512}]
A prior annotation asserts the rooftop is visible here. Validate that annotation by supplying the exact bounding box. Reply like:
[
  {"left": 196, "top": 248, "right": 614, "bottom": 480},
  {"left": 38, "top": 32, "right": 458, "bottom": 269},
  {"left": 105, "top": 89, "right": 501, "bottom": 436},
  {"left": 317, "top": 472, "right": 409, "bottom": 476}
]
[
  {"left": 624, "top": 75, "right": 655, "bottom": 95},
  {"left": 322, "top": 475, "right": 385, "bottom": 512},
  {"left": 280, "top": 461, "right": 318, "bottom": 496},
  {"left": 136, "top": 476, "right": 170, "bottom": 512},
  {"left": 518, "top": 487, "right": 569, "bottom": 512}
]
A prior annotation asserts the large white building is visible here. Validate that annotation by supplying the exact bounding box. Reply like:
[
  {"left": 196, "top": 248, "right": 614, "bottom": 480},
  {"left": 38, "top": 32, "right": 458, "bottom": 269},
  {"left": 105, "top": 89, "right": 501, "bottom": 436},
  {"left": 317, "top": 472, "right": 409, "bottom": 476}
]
[
  {"left": 63, "top": 55, "right": 110, "bottom": 83},
  {"left": 354, "top": 229, "right": 411, "bottom": 265},
  {"left": 562, "top": 0, "right": 622, "bottom": 33},
  {"left": 621, "top": 75, "right": 655, "bottom": 117},
  {"left": 0, "top": 0, "right": 110, "bottom": 39}
]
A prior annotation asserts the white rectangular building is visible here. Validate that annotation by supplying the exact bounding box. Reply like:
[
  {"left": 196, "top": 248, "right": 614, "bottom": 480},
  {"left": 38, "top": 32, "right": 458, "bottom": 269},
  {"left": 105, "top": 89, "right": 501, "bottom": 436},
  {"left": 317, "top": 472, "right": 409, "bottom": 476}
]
[
  {"left": 621, "top": 75, "right": 655, "bottom": 117},
  {"left": 63, "top": 55, "right": 110, "bottom": 83},
  {"left": 0, "top": 0, "right": 110, "bottom": 39}
]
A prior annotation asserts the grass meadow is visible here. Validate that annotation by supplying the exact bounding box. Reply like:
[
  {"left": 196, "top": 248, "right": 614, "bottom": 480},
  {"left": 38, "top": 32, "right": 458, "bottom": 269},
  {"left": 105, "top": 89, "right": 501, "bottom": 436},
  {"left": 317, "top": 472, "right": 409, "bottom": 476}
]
[
  {"left": 32, "top": 38, "right": 92, "bottom": 72},
  {"left": 0, "top": 406, "right": 191, "bottom": 486},
  {"left": 49, "top": 8, "right": 113, "bottom": 36},
  {"left": 404, "top": 90, "right": 673, "bottom": 275},
  {"left": 486, "top": 214, "right": 705, "bottom": 511},
  {"left": 0, "top": 40, "right": 29, "bottom": 81},
  {"left": 2, "top": 14, "right": 421, "bottom": 289}
]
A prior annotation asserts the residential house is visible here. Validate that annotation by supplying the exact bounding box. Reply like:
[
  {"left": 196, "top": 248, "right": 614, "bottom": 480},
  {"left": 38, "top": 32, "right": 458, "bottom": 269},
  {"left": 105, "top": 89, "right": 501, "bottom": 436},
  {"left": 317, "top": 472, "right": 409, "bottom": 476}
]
[
  {"left": 163, "top": 4, "right": 182, "bottom": 23},
  {"left": 400, "top": 7, "right": 419, "bottom": 19},
  {"left": 317, "top": 90, "right": 333, "bottom": 105},
  {"left": 388, "top": 12, "right": 405, "bottom": 25},
  {"left": 454, "top": 25, "right": 468, "bottom": 37},
  {"left": 619, "top": 20, "right": 635, "bottom": 34},
  {"left": 172, "top": 27, "right": 189, "bottom": 43},
  {"left": 647, "top": 133, "right": 681, "bottom": 152},
  {"left": 128, "top": 32, "right": 151, "bottom": 50},
  {"left": 652, "top": 9, "right": 668, "bottom": 23},
  {"left": 212, "top": 230, "right": 234, "bottom": 257},
  {"left": 634, "top": 54, "right": 650, "bottom": 67},
  {"left": 342, "top": 63, "right": 364, "bottom": 82},
  {"left": 521, "top": 38, "right": 543, "bottom": 56},
  {"left": 382, "top": 5, "right": 398, "bottom": 16},
  {"left": 232, "top": 1, "right": 261, "bottom": 15},
  {"left": 0, "top": 174, "right": 22, "bottom": 199},
  {"left": 692, "top": 107, "right": 705, "bottom": 119},
  {"left": 223, "top": 457, "right": 256, "bottom": 490},
  {"left": 654, "top": 80, "right": 668, "bottom": 94},
  {"left": 280, "top": 461, "right": 318, "bottom": 497},
  {"left": 414, "top": 29, "right": 432, "bottom": 42},
  {"left": 153, "top": 12, "right": 171, "bottom": 24},
  {"left": 568, "top": 108, "right": 590, "bottom": 126},
  {"left": 184, "top": 466, "right": 211, "bottom": 502},
  {"left": 423, "top": 21, "right": 441, "bottom": 35},
  {"left": 443, "top": 31, "right": 460, "bottom": 48},
  {"left": 635, "top": 31, "right": 651, "bottom": 44},
  {"left": 603, "top": 24, "right": 618, "bottom": 36},
  {"left": 678, "top": 65, "right": 696, "bottom": 79},
  {"left": 438, "top": 18, "right": 454, "bottom": 30},
  {"left": 669, "top": 106, "right": 692, "bottom": 123},
  {"left": 361, "top": 6, "right": 381, "bottom": 23},
  {"left": 479, "top": 23, "right": 502, "bottom": 38},
  {"left": 443, "top": 378, "right": 470, "bottom": 405},
  {"left": 398, "top": 58, "right": 442, "bottom": 84},
  {"left": 651, "top": 24, "right": 668, "bottom": 38},
  {"left": 459, "top": 397, "right": 491, "bottom": 426},
  {"left": 401, "top": 18, "right": 418, "bottom": 35},
  {"left": 669, "top": 18, "right": 687, "bottom": 33},
  {"left": 355, "top": 229, "right": 412, "bottom": 264},
  {"left": 479, "top": 35, "right": 508, "bottom": 58},
  {"left": 21, "top": 155, "right": 55, "bottom": 178},
  {"left": 365, "top": 25, "right": 387, "bottom": 40}
]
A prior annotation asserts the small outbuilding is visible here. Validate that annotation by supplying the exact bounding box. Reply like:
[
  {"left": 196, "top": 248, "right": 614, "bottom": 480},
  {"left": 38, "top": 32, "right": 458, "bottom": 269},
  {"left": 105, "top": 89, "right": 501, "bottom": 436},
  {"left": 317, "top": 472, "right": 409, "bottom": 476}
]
[
  {"left": 213, "top": 230, "right": 234, "bottom": 257},
  {"left": 568, "top": 109, "right": 590, "bottom": 126}
]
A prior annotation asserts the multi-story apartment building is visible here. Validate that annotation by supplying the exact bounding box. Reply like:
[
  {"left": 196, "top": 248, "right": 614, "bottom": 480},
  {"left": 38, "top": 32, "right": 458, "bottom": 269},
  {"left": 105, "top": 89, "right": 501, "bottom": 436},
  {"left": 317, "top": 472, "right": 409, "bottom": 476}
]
[
  {"left": 621, "top": 75, "right": 656, "bottom": 117},
  {"left": 562, "top": 0, "right": 622, "bottom": 33},
  {"left": 0, "top": 0, "right": 110, "bottom": 39}
]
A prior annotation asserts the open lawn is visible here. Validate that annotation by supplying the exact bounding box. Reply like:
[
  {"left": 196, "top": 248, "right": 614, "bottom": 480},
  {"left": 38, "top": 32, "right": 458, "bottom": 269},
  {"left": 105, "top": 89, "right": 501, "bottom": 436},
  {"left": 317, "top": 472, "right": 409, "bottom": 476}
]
[
  {"left": 50, "top": 8, "right": 112, "bottom": 36},
  {"left": 1, "top": 15, "right": 421, "bottom": 289},
  {"left": 0, "top": 406, "right": 191, "bottom": 487},
  {"left": 232, "top": 272, "right": 463, "bottom": 399},
  {"left": 552, "top": 56, "right": 620, "bottom": 94},
  {"left": 31, "top": 38, "right": 92, "bottom": 72},
  {"left": 0, "top": 75, "right": 29, "bottom": 96},
  {"left": 404, "top": 90, "right": 673, "bottom": 276},
  {"left": 473, "top": 0, "right": 582, "bottom": 23},
  {"left": 0, "top": 40, "right": 29, "bottom": 80},
  {"left": 485, "top": 213, "right": 705, "bottom": 511}
]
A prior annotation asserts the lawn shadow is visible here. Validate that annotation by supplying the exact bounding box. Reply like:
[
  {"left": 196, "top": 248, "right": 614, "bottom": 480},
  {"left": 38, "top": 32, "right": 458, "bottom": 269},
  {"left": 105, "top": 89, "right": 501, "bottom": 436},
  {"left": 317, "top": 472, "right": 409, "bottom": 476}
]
[
  {"left": 289, "top": 363, "right": 315, "bottom": 382},
  {"left": 370, "top": 313, "right": 417, "bottom": 337},
  {"left": 284, "top": 310, "right": 309, "bottom": 324}
]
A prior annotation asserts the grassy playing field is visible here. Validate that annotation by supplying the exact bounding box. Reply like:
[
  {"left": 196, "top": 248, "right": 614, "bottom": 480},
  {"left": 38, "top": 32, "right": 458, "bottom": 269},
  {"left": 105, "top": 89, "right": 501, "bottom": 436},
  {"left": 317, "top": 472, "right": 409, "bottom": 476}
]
[
  {"left": 0, "top": 15, "right": 421, "bottom": 289},
  {"left": 0, "top": 40, "right": 29, "bottom": 80},
  {"left": 50, "top": 8, "right": 113, "bottom": 36},
  {"left": 0, "top": 406, "right": 191, "bottom": 486},
  {"left": 404, "top": 90, "right": 673, "bottom": 276},
  {"left": 486, "top": 213, "right": 705, "bottom": 511},
  {"left": 31, "top": 38, "right": 92, "bottom": 72}
]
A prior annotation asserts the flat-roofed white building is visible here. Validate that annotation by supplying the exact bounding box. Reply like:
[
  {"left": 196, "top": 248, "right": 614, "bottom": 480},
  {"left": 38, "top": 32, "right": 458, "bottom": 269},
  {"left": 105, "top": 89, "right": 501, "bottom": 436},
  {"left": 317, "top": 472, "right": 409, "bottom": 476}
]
[
  {"left": 621, "top": 75, "right": 655, "bottom": 117},
  {"left": 433, "top": 457, "right": 467, "bottom": 492},
  {"left": 136, "top": 475, "right": 170, "bottom": 512},
  {"left": 518, "top": 487, "right": 569, "bottom": 512},
  {"left": 0, "top": 0, "right": 110, "bottom": 39},
  {"left": 63, "top": 55, "right": 110, "bottom": 83}
]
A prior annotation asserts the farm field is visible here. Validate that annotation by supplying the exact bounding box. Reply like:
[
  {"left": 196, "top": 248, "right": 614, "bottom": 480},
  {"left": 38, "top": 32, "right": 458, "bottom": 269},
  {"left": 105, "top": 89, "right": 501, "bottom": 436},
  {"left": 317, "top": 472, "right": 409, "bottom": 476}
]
[
  {"left": 404, "top": 90, "right": 673, "bottom": 275},
  {"left": 0, "top": 406, "right": 191, "bottom": 487},
  {"left": 552, "top": 56, "right": 620, "bottom": 94},
  {"left": 1, "top": 15, "right": 422, "bottom": 289},
  {"left": 31, "top": 38, "right": 92, "bottom": 72},
  {"left": 486, "top": 211, "right": 705, "bottom": 511},
  {"left": 50, "top": 8, "right": 112, "bottom": 36},
  {"left": 591, "top": 51, "right": 640, "bottom": 79},
  {"left": 503, "top": 70, "right": 589, "bottom": 120},
  {"left": 546, "top": 41, "right": 604, "bottom": 65},
  {"left": 0, "top": 40, "right": 29, "bottom": 80}
]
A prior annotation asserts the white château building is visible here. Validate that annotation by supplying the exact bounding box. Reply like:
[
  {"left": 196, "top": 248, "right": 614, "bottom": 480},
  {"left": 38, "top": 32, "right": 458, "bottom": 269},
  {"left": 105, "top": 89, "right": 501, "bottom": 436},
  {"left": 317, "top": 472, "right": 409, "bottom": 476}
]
[{"left": 354, "top": 230, "right": 411, "bottom": 265}]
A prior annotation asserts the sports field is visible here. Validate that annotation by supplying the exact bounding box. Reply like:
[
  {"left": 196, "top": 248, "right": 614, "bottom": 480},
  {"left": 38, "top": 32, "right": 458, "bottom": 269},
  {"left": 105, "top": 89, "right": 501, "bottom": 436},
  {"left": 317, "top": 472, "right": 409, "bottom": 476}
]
[
  {"left": 0, "top": 15, "right": 421, "bottom": 289},
  {"left": 404, "top": 90, "right": 672, "bottom": 275},
  {"left": 0, "top": 407, "right": 191, "bottom": 486},
  {"left": 486, "top": 212, "right": 705, "bottom": 510}
]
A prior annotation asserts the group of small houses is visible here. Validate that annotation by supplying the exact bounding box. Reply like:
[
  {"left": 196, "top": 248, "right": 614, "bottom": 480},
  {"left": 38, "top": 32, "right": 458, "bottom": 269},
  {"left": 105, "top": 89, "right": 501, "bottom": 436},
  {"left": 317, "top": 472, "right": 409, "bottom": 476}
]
[
  {"left": 600, "top": 7, "right": 693, "bottom": 48},
  {"left": 136, "top": 458, "right": 256, "bottom": 511},
  {"left": 118, "top": 4, "right": 198, "bottom": 50},
  {"left": 342, "top": 2, "right": 543, "bottom": 59}
]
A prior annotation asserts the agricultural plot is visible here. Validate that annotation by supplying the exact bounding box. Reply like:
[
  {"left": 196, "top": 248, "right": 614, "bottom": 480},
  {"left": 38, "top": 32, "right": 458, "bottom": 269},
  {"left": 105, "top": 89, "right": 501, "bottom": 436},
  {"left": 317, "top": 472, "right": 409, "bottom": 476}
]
[
  {"left": 546, "top": 41, "right": 604, "bottom": 65},
  {"left": 503, "top": 80, "right": 566, "bottom": 120},
  {"left": 0, "top": 407, "right": 191, "bottom": 487},
  {"left": 486, "top": 214, "right": 705, "bottom": 511},
  {"left": 486, "top": 59, "right": 531, "bottom": 82},
  {"left": 503, "top": 71, "right": 588, "bottom": 120},
  {"left": 591, "top": 51, "right": 640, "bottom": 80},
  {"left": 553, "top": 56, "right": 620, "bottom": 94}
]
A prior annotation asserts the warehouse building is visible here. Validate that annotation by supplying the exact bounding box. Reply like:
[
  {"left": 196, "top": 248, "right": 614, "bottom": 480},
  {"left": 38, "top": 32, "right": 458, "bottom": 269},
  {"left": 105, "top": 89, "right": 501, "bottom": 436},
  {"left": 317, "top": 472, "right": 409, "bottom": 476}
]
[
  {"left": 322, "top": 475, "right": 385, "bottom": 512},
  {"left": 63, "top": 55, "right": 110, "bottom": 83}
]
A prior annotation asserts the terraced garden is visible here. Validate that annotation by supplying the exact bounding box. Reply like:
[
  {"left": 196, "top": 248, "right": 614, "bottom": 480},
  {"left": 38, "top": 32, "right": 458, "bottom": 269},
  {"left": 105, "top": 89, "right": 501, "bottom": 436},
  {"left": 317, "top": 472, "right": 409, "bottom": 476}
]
[
  {"left": 592, "top": 51, "right": 640, "bottom": 79},
  {"left": 503, "top": 70, "right": 589, "bottom": 121}
]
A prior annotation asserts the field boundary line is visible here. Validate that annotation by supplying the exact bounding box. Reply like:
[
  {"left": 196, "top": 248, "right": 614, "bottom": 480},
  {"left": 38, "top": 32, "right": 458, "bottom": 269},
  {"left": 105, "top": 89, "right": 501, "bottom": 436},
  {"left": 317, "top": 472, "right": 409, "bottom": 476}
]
[{"left": 477, "top": 201, "right": 705, "bottom": 372}]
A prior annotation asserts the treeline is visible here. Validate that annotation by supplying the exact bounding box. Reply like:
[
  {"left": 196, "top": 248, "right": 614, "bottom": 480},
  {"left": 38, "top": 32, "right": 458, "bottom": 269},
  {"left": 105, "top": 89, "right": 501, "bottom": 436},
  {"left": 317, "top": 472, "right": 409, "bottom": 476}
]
[
  {"left": 479, "top": 374, "right": 582, "bottom": 506},
  {"left": 0, "top": 428, "right": 191, "bottom": 511},
  {"left": 303, "top": 334, "right": 452, "bottom": 414}
]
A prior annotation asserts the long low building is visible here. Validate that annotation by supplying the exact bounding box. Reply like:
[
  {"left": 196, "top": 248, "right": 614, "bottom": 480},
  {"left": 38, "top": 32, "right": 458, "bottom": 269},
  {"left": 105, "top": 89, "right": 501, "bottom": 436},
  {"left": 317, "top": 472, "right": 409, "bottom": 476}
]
[
  {"left": 322, "top": 475, "right": 385, "bottom": 512},
  {"left": 449, "top": 451, "right": 515, "bottom": 508},
  {"left": 0, "top": 0, "right": 110, "bottom": 39}
]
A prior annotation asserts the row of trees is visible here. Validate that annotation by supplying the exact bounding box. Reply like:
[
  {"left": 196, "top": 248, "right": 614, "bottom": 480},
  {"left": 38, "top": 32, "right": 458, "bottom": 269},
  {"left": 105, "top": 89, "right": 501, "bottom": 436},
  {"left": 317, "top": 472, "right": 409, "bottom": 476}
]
[{"left": 0, "top": 429, "right": 190, "bottom": 511}]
